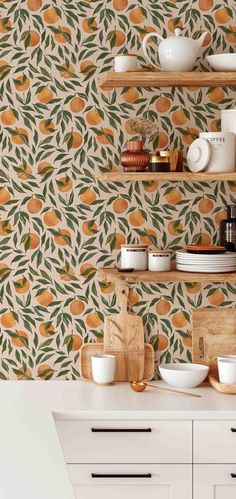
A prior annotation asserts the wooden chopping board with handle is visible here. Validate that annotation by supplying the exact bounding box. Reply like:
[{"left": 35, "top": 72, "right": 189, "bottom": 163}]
[{"left": 104, "top": 284, "right": 145, "bottom": 381}]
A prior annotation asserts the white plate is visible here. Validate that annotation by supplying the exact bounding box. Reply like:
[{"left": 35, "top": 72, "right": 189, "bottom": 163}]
[
  {"left": 177, "top": 264, "right": 236, "bottom": 273},
  {"left": 176, "top": 251, "right": 236, "bottom": 257},
  {"left": 207, "top": 53, "right": 236, "bottom": 72},
  {"left": 187, "top": 138, "right": 210, "bottom": 172}
]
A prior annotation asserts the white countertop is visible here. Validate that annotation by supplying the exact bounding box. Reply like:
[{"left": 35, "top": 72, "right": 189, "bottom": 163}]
[{"left": 1, "top": 380, "right": 236, "bottom": 498}]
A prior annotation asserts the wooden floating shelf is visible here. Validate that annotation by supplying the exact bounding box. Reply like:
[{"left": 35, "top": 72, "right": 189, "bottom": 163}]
[
  {"left": 99, "top": 71, "right": 236, "bottom": 90},
  {"left": 100, "top": 268, "right": 236, "bottom": 283},
  {"left": 99, "top": 171, "right": 236, "bottom": 182}
]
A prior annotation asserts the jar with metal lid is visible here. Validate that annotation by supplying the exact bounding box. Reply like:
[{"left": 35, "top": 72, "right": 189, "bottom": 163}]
[
  {"left": 220, "top": 205, "right": 236, "bottom": 251},
  {"left": 121, "top": 245, "right": 148, "bottom": 270},
  {"left": 149, "top": 155, "right": 170, "bottom": 172}
]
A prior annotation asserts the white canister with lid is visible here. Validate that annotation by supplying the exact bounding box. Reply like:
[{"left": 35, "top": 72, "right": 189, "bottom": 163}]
[
  {"left": 221, "top": 109, "right": 236, "bottom": 133},
  {"left": 121, "top": 245, "right": 148, "bottom": 270},
  {"left": 199, "top": 132, "right": 235, "bottom": 172},
  {"left": 148, "top": 250, "right": 171, "bottom": 271}
]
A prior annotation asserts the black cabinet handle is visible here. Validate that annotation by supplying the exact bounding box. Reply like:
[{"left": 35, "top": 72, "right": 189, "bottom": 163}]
[
  {"left": 91, "top": 473, "right": 152, "bottom": 479},
  {"left": 231, "top": 473, "right": 236, "bottom": 478},
  {"left": 91, "top": 428, "right": 152, "bottom": 433},
  {"left": 231, "top": 428, "right": 236, "bottom": 432}
]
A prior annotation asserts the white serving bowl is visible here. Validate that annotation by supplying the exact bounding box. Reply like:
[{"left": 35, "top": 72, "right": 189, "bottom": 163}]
[
  {"left": 159, "top": 363, "right": 209, "bottom": 388},
  {"left": 206, "top": 54, "right": 236, "bottom": 72},
  {"left": 218, "top": 359, "right": 236, "bottom": 385}
]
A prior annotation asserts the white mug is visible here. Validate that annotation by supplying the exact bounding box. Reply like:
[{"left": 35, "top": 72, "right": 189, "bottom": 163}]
[
  {"left": 200, "top": 132, "right": 235, "bottom": 173},
  {"left": 91, "top": 354, "right": 116, "bottom": 385},
  {"left": 114, "top": 54, "right": 137, "bottom": 72},
  {"left": 218, "top": 358, "right": 236, "bottom": 384},
  {"left": 221, "top": 109, "right": 236, "bottom": 134}
]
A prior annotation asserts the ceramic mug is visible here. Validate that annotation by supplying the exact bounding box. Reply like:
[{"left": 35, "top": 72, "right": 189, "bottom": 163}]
[
  {"left": 221, "top": 109, "right": 236, "bottom": 134},
  {"left": 114, "top": 54, "right": 138, "bottom": 72},
  {"left": 200, "top": 132, "right": 235, "bottom": 173},
  {"left": 91, "top": 354, "right": 116, "bottom": 385},
  {"left": 218, "top": 358, "right": 236, "bottom": 384}
]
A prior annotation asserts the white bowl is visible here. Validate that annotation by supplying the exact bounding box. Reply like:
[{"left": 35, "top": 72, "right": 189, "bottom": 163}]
[
  {"left": 206, "top": 54, "right": 236, "bottom": 72},
  {"left": 159, "top": 363, "right": 209, "bottom": 388},
  {"left": 218, "top": 359, "right": 236, "bottom": 385}
]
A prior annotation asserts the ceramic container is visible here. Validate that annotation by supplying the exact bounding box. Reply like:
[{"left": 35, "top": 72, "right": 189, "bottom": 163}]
[
  {"left": 114, "top": 54, "right": 138, "bottom": 72},
  {"left": 142, "top": 28, "right": 208, "bottom": 72},
  {"left": 199, "top": 132, "right": 235, "bottom": 172},
  {"left": 148, "top": 250, "right": 171, "bottom": 271},
  {"left": 91, "top": 354, "right": 116, "bottom": 385},
  {"left": 221, "top": 109, "right": 236, "bottom": 134},
  {"left": 121, "top": 244, "right": 148, "bottom": 270},
  {"left": 207, "top": 54, "right": 236, "bottom": 72},
  {"left": 218, "top": 358, "right": 236, "bottom": 385},
  {"left": 159, "top": 363, "right": 209, "bottom": 388}
]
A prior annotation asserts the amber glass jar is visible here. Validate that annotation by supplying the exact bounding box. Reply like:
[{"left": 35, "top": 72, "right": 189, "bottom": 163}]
[
  {"left": 149, "top": 155, "right": 170, "bottom": 172},
  {"left": 121, "top": 140, "right": 150, "bottom": 172},
  {"left": 220, "top": 205, "right": 236, "bottom": 251}
]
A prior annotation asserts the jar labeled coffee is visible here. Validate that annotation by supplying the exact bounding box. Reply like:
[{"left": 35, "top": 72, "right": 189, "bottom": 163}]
[{"left": 220, "top": 205, "right": 236, "bottom": 251}]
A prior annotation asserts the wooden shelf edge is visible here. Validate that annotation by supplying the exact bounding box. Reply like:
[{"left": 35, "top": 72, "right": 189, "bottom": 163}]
[
  {"left": 99, "top": 171, "right": 236, "bottom": 182},
  {"left": 99, "top": 71, "right": 236, "bottom": 90},
  {"left": 99, "top": 268, "right": 236, "bottom": 283}
]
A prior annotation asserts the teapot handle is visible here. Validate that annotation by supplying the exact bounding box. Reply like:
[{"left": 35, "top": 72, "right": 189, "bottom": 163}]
[{"left": 142, "top": 32, "right": 164, "bottom": 70}]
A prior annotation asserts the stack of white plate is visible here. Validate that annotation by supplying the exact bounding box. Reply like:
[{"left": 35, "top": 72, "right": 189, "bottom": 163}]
[{"left": 176, "top": 251, "right": 236, "bottom": 273}]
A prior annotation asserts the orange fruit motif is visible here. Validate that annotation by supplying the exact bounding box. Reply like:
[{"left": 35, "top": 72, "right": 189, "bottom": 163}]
[
  {"left": 65, "top": 334, "right": 83, "bottom": 351},
  {"left": 208, "top": 290, "right": 225, "bottom": 306},
  {"left": 80, "top": 59, "right": 96, "bottom": 75},
  {"left": 100, "top": 281, "right": 115, "bottom": 294},
  {"left": 194, "top": 232, "right": 211, "bottom": 246},
  {"left": 60, "top": 265, "right": 75, "bottom": 281},
  {"left": 56, "top": 176, "right": 73, "bottom": 192},
  {"left": 43, "top": 7, "right": 60, "bottom": 24},
  {"left": 70, "top": 96, "right": 85, "bottom": 113},
  {"left": 14, "top": 277, "right": 30, "bottom": 294},
  {"left": 185, "top": 282, "right": 201, "bottom": 294},
  {"left": 17, "top": 164, "right": 32, "bottom": 180},
  {"left": 86, "top": 311, "right": 102, "bottom": 329},
  {"left": 80, "top": 188, "right": 96, "bottom": 205},
  {"left": 43, "top": 210, "right": 60, "bottom": 227},
  {"left": 198, "top": 198, "right": 214, "bottom": 214},
  {"left": 39, "top": 322, "right": 54, "bottom": 337},
  {"left": 113, "top": 198, "right": 128, "bottom": 214},
  {"left": 1, "top": 311, "right": 17, "bottom": 328},
  {"left": 139, "top": 26, "right": 156, "bottom": 43},
  {"left": 157, "top": 335, "right": 169, "bottom": 351},
  {"left": 167, "top": 18, "right": 183, "bottom": 33},
  {"left": 95, "top": 128, "right": 114, "bottom": 145},
  {"left": 198, "top": 0, "right": 213, "bottom": 11},
  {"left": 172, "top": 109, "right": 188, "bottom": 126},
  {"left": 168, "top": 221, "right": 184, "bottom": 236},
  {"left": 210, "top": 119, "right": 220, "bottom": 132},
  {"left": 0, "top": 60, "right": 11, "bottom": 78},
  {"left": 0, "top": 263, "right": 10, "bottom": 281},
  {"left": 82, "top": 220, "right": 97, "bottom": 236},
  {"left": 157, "top": 132, "right": 168, "bottom": 148},
  {"left": 59, "top": 63, "right": 75, "bottom": 79},
  {"left": 156, "top": 300, "right": 171, "bottom": 316},
  {"left": 80, "top": 262, "right": 95, "bottom": 277},
  {"left": 27, "top": 0, "right": 42, "bottom": 11},
  {"left": 11, "top": 128, "right": 28, "bottom": 145},
  {"left": 86, "top": 109, "right": 102, "bottom": 125},
  {"left": 201, "top": 32, "right": 211, "bottom": 47},
  {"left": 208, "top": 88, "right": 225, "bottom": 104},
  {"left": 17, "top": 368, "right": 32, "bottom": 380},
  {"left": 139, "top": 228, "right": 157, "bottom": 245},
  {"left": 0, "top": 18, "right": 11, "bottom": 33},
  {"left": 156, "top": 96, "right": 171, "bottom": 113},
  {"left": 38, "top": 364, "right": 54, "bottom": 379},
  {"left": 129, "top": 210, "right": 145, "bottom": 227},
  {"left": 129, "top": 7, "right": 146, "bottom": 24},
  {"left": 70, "top": 299, "right": 85, "bottom": 315},
  {"left": 22, "top": 232, "right": 40, "bottom": 250},
  {"left": 182, "top": 334, "right": 192, "bottom": 348},
  {"left": 215, "top": 209, "right": 227, "bottom": 226},
  {"left": 108, "top": 29, "right": 126, "bottom": 47},
  {"left": 143, "top": 181, "right": 159, "bottom": 192},
  {"left": 108, "top": 232, "right": 125, "bottom": 249},
  {"left": 54, "top": 26, "right": 71, "bottom": 44},
  {"left": 172, "top": 311, "right": 188, "bottom": 328},
  {"left": 128, "top": 289, "right": 139, "bottom": 307},
  {"left": 225, "top": 27, "right": 236, "bottom": 43},
  {"left": 23, "top": 30, "right": 40, "bottom": 47},
  {"left": 37, "top": 290, "right": 53, "bottom": 306},
  {"left": 183, "top": 128, "right": 199, "bottom": 145},
  {"left": 0, "top": 189, "right": 11, "bottom": 205},
  {"left": 113, "top": 0, "right": 128, "bottom": 11},
  {"left": 165, "top": 188, "right": 182, "bottom": 205},
  {"left": 82, "top": 18, "right": 97, "bottom": 33},
  {"left": 39, "top": 119, "right": 55, "bottom": 135},
  {"left": 27, "top": 198, "right": 42, "bottom": 214},
  {"left": 0, "top": 220, "right": 11, "bottom": 236},
  {"left": 36, "top": 87, "right": 54, "bottom": 104},
  {"left": 66, "top": 131, "right": 83, "bottom": 148},
  {"left": 54, "top": 228, "right": 71, "bottom": 246},
  {"left": 38, "top": 161, "right": 54, "bottom": 177},
  {"left": 11, "top": 330, "right": 28, "bottom": 348},
  {"left": 14, "top": 75, "right": 30, "bottom": 91},
  {"left": 214, "top": 7, "right": 231, "bottom": 24},
  {"left": 122, "top": 88, "right": 140, "bottom": 104}
]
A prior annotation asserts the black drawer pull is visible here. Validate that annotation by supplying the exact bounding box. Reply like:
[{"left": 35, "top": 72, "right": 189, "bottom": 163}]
[
  {"left": 231, "top": 473, "right": 236, "bottom": 478},
  {"left": 231, "top": 428, "right": 236, "bottom": 432},
  {"left": 91, "top": 428, "right": 152, "bottom": 433},
  {"left": 91, "top": 473, "right": 152, "bottom": 479}
]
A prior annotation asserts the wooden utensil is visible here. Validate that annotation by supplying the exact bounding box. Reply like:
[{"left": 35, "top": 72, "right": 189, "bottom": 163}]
[
  {"left": 130, "top": 381, "right": 202, "bottom": 398},
  {"left": 193, "top": 308, "right": 236, "bottom": 377},
  {"left": 80, "top": 343, "right": 155, "bottom": 382},
  {"left": 104, "top": 284, "right": 145, "bottom": 381}
]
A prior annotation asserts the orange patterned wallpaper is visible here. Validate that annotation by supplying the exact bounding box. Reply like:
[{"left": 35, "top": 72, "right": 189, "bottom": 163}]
[{"left": 0, "top": 0, "right": 235, "bottom": 379}]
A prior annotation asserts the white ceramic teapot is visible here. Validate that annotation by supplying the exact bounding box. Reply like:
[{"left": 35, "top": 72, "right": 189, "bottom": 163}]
[{"left": 142, "top": 28, "right": 208, "bottom": 72}]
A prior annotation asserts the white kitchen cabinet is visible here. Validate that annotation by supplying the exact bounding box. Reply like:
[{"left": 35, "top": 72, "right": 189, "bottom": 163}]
[
  {"left": 194, "top": 465, "right": 236, "bottom": 499},
  {"left": 68, "top": 464, "right": 192, "bottom": 499},
  {"left": 194, "top": 421, "right": 236, "bottom": 463}
]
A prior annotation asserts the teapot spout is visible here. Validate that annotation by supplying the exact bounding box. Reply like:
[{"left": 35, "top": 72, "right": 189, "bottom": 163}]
[{"left": 196, "top": 31, "right": 208, "bottom": 48}]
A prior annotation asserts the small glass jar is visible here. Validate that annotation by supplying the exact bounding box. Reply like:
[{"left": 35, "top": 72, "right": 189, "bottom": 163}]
[
  {"left": 121, "top": 140, "right": 150, "bottom": 172},
  {"left": 220, "top": 205, "right": 236, "bottom": 252},
  {"left": 149, "top": 155, "right": 170, "bottom": 172}
]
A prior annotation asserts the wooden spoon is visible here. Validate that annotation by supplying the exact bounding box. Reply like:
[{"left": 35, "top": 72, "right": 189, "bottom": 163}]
[{"left": 130, "top": 381, "right": 201, "bottom": 398}]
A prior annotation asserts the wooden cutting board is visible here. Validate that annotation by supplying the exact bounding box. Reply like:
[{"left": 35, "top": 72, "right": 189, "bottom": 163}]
[
  {"left": 104, "top": 284, "right": 145, "bottom": 381},
  {"left": 193, "top": 308, "right": 236, "bottom": 377}
]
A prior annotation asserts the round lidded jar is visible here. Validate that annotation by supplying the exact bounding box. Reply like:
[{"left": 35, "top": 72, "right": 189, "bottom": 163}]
[
  {"left": 121, "top": 245, "right": 148, "bottom": 270},
  {"left": 121, "top": 141, "right": 150, "bottom": 173},
  {"left": 148, "top": 250, "right": 172, "bottom": 271},
  {"left": 149, "top": 155, "right": 170, "bottom": 172}
]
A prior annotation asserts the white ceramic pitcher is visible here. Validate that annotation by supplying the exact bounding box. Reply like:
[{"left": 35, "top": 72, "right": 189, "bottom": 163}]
[{"left": 142, "top": 28, "right": 208, "bottom": 72}]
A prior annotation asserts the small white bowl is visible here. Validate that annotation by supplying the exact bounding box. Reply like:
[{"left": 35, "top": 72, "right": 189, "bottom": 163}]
[
  {"left": 206, "top": 54, "right": 236, "bottom": 72},
  {"left": 159, "top": 363, "right": 209, "bottom": 388},
  {"left": 218, "top": 359, "right": 236, "bottom": 385}
]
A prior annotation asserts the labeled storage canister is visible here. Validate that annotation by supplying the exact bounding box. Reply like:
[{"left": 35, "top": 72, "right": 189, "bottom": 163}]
[
  {"left": 121, "top": 245, "right": 148, "bottom": 270},
  {"left": 148, "top": 250, "right": 171, "bottom": 271},
  {"left": 220, "top": 205, "right": 236, "bottom": 252}
]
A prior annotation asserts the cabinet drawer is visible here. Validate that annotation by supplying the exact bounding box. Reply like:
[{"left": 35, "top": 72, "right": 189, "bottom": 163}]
[
  {"left": 55, "top": 420, "right": 192, "bottom": 464},
  {"left": 68, "top": 464, "right": 192, "bottom": 499},
  {"left": 194, "top": 465, "right": 236, "bottom": 499},
  {"left": 194, "top": 421, "right": 236, "bottom": 463}
]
